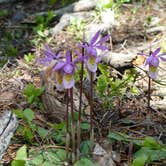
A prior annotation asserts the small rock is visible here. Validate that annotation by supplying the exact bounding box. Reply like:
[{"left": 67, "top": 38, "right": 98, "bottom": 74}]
[{"left": 93, "top": 143, "right": 107, "bottom": 156}]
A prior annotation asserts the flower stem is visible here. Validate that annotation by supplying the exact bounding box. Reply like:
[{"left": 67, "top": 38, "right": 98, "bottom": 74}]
[
  {"left": 147, "top": 76, "right": 151, "bottom": 108},
  {"left": 90, "top": 71, "right": 94, "bottom": 152},
  {"left": 77, "top": 46, "right": 84, "bottom": 159},
  {"left": 70, "top": 87, "right": 76, "bottom": 162},
  {"left": 66, "top": 89, "right": 70, "bottom": 162}
]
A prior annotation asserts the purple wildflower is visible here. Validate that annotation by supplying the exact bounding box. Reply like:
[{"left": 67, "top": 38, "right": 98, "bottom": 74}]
[
  {"left": 40, "top": 45, "right": 61, "bottom": 66},
  {"left": 138, "top": 47, "right": 166, "bottom": 79},
  {"left": 53, "top": 50, "right": 77, "bottom": 90},
  {"left": 79, "top": 30, "right": 110, "bottom": 73}
]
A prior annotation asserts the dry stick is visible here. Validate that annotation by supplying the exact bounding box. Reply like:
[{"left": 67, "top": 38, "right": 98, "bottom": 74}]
[
  {"left": 77, "top": 46, "right": 84, "bottom": 159},
  {"left": 90, "top": 71, "right": 94, "bottom": 152},
  {"left": 70, "top": 87, "right": 76, "bottom": 162},
  {"left": 66, "top": 89, "right": 70, "bottom": 162}
]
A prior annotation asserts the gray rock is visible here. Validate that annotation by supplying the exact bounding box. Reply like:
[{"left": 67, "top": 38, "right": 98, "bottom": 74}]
[
  {"left": 102, "top": 51, "right": 136, "bottom": 68},
  {"left": 36, "top": 0, "right": 100, "bottom": 18},
  {"left": 0, "top": 111, "right": 18, "bottom": 160},
  {"left": 50, "top": 11, "right": 94, "bottom": 35}
]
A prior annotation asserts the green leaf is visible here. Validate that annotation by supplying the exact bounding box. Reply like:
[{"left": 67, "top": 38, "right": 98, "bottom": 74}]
[
  {"left": 108, "top": 131, "right": 142, "bottom": 146},
  {"left": 96, "top": 75, "right": 107, "bottom": 95},
  {"left": 24, "top": 53, "right": 35, "bottom": 63},
  {"left": 29, "top": 154, "right": 43, "bottom": 165},
  {"left": 13, "top": 109, "right": 24, "bottom": 119},
  {"left": 23, "top": 127, "right": 34, "bottom": 142},
  {"left": 143, "top": 137, "right": 162, "bottom": 149},
  {"left": 34, "top": 87, "right": 45, "bottom": 97},
  {"left": 23, "top": 108, "right": 34, "bottom": 122},
  {"left": 56, "top": 149, "right": 66, "bottom": 161},
  {"left": 53, "top": 122, "right": 66, "bottom": 130},
  {"left": 37, "top": 127, "right": 49, "bottom": 138},
  {"left": 27, "top": 95, "right": 35, "bottom": 104},
  {"left": 134, "top": 147, "right": 166, "bottom": 164},
  {"left": 108, "top": 131, "right": 130, "bottom": 142},
  {"left": 131, "top": 154, "right": 147, "bottom": 166},
  {"left": 23, "top": 84, "right": 44, "bottom": 104},
  {"left": 11, "top": 160, "right": 25, "bottom": 166},
  {"left": 74, "top": 158, "right": 99, "bottom": 166},
  {"left": 37, "top": 30, "right": 46, "bottom": 38},
  {"left": 80, "top": 122, "right": 90, "bottom": 131},
  {"left": 80, "top": 140, "right": 91, "bottom": 156},
  {"left": 42, "top": 161, "right": 52, "bottom": 166},
  {"left": 15, "top": 145, "right": 27, "bottom": 160}
]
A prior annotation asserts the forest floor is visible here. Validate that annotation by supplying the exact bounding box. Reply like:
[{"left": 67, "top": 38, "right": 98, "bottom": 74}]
[{"left": 0, "top": 0, "right": 166, "bottom": 165}]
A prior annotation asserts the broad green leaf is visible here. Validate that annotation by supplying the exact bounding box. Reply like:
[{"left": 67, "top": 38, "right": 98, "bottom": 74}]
[
  {"left": 149, "top": 149, "right": 166, "bottom": 161},
  {"left": 108, "top": 131, "right": 142, "bottom": 146},
  {"left": 45, "top": 151, "right": 61, "bottom": 162},
  {"left": 56, "top": 149, "right": 66, "bottom": 161},
  {"left": 134, "top": 147, "right": 166, "bottom": 163},
  {"left": 15, "top": 145, "right": 27, "bottom": 160},
  {"left": 37, "top": 127, "right": 49, "bottom": 138},
  {"left": 108, "top": 131, "right": 130, "bottom": 142},
  {"left": 131, "top": 154, "right": 147, "bottom": 166},
  {"left": 23, "top": 108, "right": 34, "bottom": 122},
  {"left": 11, "top": 160, "right": 25, "bottom": 166},
  {"left": 143, "top": 137, "right": 162, "bottom": 149},
  {"left": 80, "top": 140, "right": 91, "bottom": 156},
  {"left": 74, "top": 158, "right": 99, "bottom": 166},
  {"left": 42, "top": 161, "right": 52, "bottom": 166},
  {"left": 30, "top": 154, "right": 43, "bottom": 165},
  {"left": 81, "top": 122, "right": 90, "bottom": 130}
]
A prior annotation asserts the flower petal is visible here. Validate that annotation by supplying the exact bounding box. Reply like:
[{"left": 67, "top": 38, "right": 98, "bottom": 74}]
[
  {"left": 86, "top": 57, "right": 98, "bottom": 73},
  {"left": 96, "top": 45, "right": 109, "bottom": 51},
  {"left": 64, "top": 64, "right": 74, "bottom": 74},
  {"left": 96, "top": 57, "right": 101, "bottom": 63},
  {"left": 90, "top": 30, "right": 101, "bottom": 45},
  {"left": 96, "top": 34, "right": 111, "bottom": 45},
  {"left": 137, "top": 52, "right": 149, "bottom": 57},
  {"left": 152, "top": 47, "right": 160, "bottom": 56},
  {"left": 66, "top": 50, "right": 72, "bottom": 62},
  {"left": 159, "top": 56, "right": 166, "bottom": 62},
  {"left": 55, "top": 71, "right": 64, "bottom": 91},
  {"left": 63, "top": 74, "right": 75, "bottom": 89},
  {"left": 53, "top": 61, "right": 65, "bottom": 71},
  {"left": 87, "top": 46, "right": 97, "bottom": 56},
  {"left": 44, "top": 45, "right": 57, "bottom": 58},
  {"left": 158, "top": 52, "right": 166, "bottom": 57},
  {"left": 151, "top": 56, "right": 159, "bottom": 67},
  {"left": 149, "top": 66, "right": 158, "bottom": 80},
  {"left": 144, "top": 56, "right": 151, "bottom": 66}
]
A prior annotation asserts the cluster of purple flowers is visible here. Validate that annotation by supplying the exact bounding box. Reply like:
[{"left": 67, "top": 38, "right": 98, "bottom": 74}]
[{"left": 40, "top": 30, "right": 110, "bottom": 90}]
